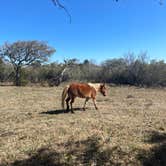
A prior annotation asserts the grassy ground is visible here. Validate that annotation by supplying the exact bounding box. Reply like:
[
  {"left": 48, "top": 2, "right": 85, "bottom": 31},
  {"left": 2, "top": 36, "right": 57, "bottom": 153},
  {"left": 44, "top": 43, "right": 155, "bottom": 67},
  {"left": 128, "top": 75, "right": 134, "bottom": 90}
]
[{"left": 0, "top": 85, "right": 166, "bottom": 165}]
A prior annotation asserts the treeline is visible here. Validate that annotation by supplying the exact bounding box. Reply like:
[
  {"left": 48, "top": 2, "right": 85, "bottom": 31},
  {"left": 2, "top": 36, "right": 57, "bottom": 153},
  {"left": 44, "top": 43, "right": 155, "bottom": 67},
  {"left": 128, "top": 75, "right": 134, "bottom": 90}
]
[{"left": 0, "top": 53, "right": 166, "bottom": 87}]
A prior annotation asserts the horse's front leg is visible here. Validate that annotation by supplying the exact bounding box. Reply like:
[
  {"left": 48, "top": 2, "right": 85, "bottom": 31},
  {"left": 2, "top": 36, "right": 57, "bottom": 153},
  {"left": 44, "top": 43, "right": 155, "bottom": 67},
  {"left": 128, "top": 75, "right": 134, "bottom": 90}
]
[
  {"left": 92, "top": 98, "right": 98, "bottom": 110},
  {"left": 83, "top": 98, "right": 89, "bottom": 111}
]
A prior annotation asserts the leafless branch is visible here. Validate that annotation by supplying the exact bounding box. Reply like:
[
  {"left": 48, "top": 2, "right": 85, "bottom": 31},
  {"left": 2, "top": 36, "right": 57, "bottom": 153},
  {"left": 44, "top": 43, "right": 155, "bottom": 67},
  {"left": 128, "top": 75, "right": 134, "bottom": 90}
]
[{"left": 52, "top": 0, "right": 71, "bottom": 23}]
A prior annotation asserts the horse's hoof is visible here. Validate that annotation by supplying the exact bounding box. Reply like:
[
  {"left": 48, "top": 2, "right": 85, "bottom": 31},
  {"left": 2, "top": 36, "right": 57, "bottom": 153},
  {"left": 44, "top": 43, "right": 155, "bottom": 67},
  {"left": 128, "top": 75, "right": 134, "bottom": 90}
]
[{"left": 65, "top": 109, "right": 69, "bottom": 113}]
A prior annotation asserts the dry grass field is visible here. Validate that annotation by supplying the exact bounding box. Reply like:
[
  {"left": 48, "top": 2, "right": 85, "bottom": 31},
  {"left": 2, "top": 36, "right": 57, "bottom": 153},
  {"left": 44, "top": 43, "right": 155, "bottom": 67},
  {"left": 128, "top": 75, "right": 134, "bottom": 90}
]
[{"left": 0, "top": 84, "right": 166, "bottom": 166}]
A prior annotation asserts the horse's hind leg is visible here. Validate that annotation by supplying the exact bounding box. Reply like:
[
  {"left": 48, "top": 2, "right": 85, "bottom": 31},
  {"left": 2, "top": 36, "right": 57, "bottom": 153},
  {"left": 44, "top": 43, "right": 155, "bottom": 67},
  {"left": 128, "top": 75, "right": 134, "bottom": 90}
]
[
  {"left": 70, "top": 97, "right": 75, "bottom": 113},
  {"left": 66, "top": 96, "right": 70, "bottom": 113}
]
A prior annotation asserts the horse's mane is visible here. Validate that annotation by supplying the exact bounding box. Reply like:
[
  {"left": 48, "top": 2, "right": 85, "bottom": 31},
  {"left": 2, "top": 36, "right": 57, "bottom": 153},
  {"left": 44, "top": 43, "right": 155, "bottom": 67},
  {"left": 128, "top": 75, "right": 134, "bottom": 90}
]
[{"left": 88, "top": 83, "right": 101, "bottom": 92}]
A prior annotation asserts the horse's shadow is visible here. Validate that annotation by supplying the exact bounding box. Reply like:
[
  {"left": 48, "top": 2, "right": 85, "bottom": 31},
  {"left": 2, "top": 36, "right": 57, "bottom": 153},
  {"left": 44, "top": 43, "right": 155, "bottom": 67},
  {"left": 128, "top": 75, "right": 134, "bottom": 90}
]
[{"left": 40, "top": 108, "right": 84, "bottom": 115}]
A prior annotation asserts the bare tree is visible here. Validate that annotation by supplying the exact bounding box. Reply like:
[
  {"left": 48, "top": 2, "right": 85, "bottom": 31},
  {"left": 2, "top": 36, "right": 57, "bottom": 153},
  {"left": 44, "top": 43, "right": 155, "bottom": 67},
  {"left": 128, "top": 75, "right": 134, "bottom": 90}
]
[
  {"left": 48, "top": 59, "right": 78, "bottom": 86},
  {"left": 0, "top": 41, "right": 55, "bottom": 86}
]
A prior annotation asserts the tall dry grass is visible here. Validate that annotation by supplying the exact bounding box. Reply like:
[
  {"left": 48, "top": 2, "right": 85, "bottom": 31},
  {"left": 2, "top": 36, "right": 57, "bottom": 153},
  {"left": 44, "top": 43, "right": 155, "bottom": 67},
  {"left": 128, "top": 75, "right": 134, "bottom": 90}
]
[{"left": 0, "top": 85, "right": 166, "bottom": 165}]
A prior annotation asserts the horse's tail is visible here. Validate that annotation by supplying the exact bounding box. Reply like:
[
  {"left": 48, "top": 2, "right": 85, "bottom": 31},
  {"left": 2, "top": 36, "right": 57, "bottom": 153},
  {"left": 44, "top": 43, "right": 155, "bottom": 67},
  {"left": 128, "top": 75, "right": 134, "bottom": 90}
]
[{"left": 61, "top": 85, "right": 69, "bottom": 109}]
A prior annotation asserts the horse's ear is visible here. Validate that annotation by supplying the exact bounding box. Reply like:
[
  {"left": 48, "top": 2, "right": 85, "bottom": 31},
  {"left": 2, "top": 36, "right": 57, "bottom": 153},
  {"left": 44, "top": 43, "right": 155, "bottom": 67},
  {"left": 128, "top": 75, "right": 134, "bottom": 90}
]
[{"left": 100, "top": 83, "right": 105, "bottom": 88}]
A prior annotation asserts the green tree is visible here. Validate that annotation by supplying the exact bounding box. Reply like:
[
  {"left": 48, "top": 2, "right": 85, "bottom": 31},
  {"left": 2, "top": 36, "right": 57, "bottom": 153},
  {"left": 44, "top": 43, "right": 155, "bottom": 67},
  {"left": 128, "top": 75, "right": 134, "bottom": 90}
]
[
  {"left": 0, "top": 57, "right": 5, "bottom": 81},
  {"left": 0, "top": 41, "right": 55, "bottom": 86}
]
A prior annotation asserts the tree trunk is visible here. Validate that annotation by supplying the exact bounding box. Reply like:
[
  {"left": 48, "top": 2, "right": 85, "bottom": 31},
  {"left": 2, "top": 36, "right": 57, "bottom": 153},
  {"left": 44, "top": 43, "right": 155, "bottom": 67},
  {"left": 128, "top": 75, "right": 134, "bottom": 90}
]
[{"left": 15, "top": 66, "right": 21, "bottom": 86}]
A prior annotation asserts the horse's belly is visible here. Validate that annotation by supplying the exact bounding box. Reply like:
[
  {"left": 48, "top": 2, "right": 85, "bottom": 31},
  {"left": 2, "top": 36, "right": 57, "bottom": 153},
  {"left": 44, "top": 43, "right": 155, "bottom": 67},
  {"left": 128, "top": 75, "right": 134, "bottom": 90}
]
[{"left": 77, "top": 90, "right": 91, "bottom": 98}]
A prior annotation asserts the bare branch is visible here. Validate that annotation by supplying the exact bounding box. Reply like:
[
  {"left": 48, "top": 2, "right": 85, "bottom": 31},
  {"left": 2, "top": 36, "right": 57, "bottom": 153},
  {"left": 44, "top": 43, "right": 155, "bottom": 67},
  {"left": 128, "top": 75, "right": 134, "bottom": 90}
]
[{"left": 52, "top": 0, "right": 71, "bottom": 23}]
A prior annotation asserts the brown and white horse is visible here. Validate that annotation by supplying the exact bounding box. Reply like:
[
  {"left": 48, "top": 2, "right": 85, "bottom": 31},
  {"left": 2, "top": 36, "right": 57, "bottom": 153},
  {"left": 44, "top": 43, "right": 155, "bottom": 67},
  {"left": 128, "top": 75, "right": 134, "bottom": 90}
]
[{"left": 61, "top": 82, "right": 107, "bottom": 113}]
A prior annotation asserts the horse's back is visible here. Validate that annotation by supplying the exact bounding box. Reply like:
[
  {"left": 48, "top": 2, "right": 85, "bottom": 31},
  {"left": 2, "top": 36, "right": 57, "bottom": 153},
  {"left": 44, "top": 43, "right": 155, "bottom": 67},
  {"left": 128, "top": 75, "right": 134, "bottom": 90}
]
[{"left": 68, "top": 83, "right": 96, "bottom": 98}]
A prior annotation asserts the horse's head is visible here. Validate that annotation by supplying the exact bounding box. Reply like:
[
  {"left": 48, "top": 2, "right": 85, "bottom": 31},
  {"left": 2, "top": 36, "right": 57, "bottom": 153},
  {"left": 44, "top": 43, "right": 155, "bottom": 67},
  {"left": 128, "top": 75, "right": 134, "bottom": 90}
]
[{"left": 99, "top": 83, "right": 107, "bottom": 96}]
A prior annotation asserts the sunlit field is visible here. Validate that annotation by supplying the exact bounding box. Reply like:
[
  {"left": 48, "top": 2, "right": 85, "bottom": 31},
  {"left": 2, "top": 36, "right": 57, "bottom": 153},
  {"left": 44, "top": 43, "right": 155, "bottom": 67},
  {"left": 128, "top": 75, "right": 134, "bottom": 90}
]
[{"left": 0, "top": 85, "right": 166, "bottom": 165}]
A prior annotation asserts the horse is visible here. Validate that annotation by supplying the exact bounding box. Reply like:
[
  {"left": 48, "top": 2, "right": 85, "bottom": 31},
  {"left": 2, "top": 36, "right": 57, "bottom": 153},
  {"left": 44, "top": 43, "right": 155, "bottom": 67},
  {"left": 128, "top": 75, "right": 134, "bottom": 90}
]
[
  {"left": 62, "top": 83, "right": 104, "bottom": 105},
  {"left": 61, "top": 82, "right": 107, "bottom": 113}
]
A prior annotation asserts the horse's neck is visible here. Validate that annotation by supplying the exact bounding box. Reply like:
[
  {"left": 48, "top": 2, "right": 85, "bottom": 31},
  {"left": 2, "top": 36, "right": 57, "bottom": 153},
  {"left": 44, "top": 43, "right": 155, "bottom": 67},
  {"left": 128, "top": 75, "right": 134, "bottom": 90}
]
[{"left": 88, "top": 83, "right": 100, "bottom": 92}]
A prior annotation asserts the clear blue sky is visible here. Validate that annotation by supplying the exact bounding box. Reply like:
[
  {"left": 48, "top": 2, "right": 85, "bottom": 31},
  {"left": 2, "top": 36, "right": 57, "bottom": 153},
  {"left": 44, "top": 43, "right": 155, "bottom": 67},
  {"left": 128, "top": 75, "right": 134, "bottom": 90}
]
[{"left": 0, "top": 0, "right": 166, "bottom": 63}]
